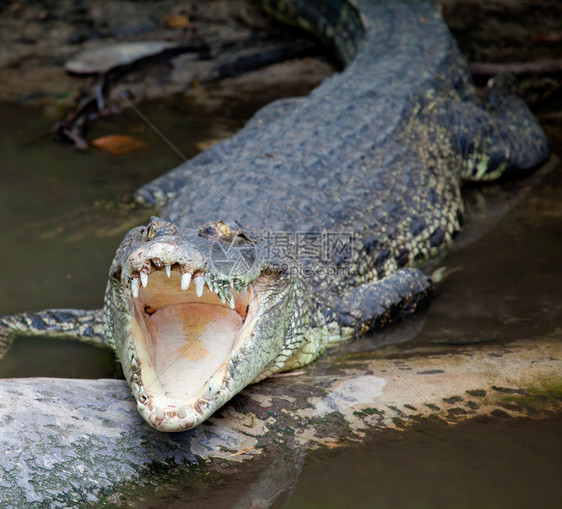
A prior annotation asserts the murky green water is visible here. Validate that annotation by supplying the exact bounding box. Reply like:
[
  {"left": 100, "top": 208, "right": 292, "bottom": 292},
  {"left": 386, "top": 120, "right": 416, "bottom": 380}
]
[
  {"left": 0, "top": 94, "right": 561, "bottom": 507},
  {"left": 286, "top": 415, "right": 562, "bottom": 509},
  {"left": 87, "top": 415, "right": 562, "bottom": 508}
]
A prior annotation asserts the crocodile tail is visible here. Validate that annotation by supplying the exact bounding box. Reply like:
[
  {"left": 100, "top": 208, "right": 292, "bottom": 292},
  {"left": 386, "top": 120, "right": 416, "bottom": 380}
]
[{"left": 261, "top": 0, "right": 365, "bottom": 65}]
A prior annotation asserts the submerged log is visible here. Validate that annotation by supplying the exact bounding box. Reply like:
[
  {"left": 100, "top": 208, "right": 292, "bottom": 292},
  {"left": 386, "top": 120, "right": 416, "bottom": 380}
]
[{"left": 0, "top": 333, "right": 560, "bottom": 506}]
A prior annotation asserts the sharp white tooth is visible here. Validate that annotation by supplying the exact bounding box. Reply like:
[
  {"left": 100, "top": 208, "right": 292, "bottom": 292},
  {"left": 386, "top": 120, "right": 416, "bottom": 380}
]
[
  {"left": 229, "top": 294, "right": 235, "bottom": 309},
  {"left": 230, "top": 280, "right": 234, "bottom": 289},
  {"left": 140, "top": 270, "right": 148, "bottom": 288},
  {"left": 165, "top": 265, "right": 171, "bottom": 278},
  {"left": 195, "top": 276, "right": 204, "bottom": 297},
  {"left": 131, "top": 278, "right": 139, "bottom": 298},
  {"left": 177, "top": 406, "right": 187, "bottom": 418},
  {"left": 204, "top": 379, "right": 219, "bottom": 400},
  {"left": 207, "top": 279, "right": 213, "bottom": 292},
  {"left": 155, "top": 406, "right": 164, "bottom": 420},
  {"left": 181, "top": 272, "right": 192, "bottom": 291}
]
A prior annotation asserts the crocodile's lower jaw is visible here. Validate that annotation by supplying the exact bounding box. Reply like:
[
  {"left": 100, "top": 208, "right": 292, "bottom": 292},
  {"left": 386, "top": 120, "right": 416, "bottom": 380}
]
[{"left": 126, "top": 269, "right": 258, "bottom": 431}]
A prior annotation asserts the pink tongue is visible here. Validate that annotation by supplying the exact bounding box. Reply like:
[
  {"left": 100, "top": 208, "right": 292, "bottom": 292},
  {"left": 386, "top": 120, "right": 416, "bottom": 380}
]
[{"left": 143, "top": 302, "right": 243, "bottom": 399}]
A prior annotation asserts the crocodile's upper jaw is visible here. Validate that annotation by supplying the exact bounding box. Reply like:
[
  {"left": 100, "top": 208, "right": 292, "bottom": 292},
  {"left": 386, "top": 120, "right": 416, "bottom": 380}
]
[{"left": 124, "top": 267, "right": 261, "bottom": 431}]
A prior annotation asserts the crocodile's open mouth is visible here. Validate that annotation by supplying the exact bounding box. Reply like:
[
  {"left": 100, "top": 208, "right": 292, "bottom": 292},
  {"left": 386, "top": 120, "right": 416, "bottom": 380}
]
[{"left": 125, "top": 266, "right": 259, "bottom": 430}]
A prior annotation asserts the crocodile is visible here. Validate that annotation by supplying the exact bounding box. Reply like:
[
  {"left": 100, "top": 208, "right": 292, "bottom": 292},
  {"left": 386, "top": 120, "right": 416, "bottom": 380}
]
[{"left": 0, "top": 0, "right": 548, "bottom": 431}]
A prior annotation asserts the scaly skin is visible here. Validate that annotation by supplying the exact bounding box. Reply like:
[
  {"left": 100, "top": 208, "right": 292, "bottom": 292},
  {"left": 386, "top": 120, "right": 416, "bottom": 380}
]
[{"left": 0, "top": 0, "right": 548, "bottom": 431}]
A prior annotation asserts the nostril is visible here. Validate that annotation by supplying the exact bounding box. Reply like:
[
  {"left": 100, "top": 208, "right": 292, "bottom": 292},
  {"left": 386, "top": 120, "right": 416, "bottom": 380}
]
[{"left": 146, "top": 216, "right": 179, "bottom": 240}]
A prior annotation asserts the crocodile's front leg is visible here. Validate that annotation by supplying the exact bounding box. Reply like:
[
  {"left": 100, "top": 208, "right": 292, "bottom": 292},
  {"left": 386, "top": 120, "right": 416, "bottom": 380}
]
[
  {"left": 0, "top": 309, "right": 108, "bottom": 358},
  {"left": 336, "top": 268, "right": 434, "bottom": 336}
]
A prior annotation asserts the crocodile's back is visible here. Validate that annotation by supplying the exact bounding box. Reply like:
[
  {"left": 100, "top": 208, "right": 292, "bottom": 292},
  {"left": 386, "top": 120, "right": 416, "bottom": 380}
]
[
  {"left": 156, "top": 0, "right": 546, "bottom": 284},
  {"left": 164, "top": 2, "right": 465, "bottom": 218}
]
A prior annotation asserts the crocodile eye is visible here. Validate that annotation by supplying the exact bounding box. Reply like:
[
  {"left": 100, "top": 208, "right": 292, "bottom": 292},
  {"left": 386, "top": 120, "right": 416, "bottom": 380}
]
[
  {"left": 216, "top": 221, "right": 231, "bottom": 237},
  {"left": 147, "top": 223, "right": 156, "bottom": 240},
  {"left": 198, "top": 220, "right": 239, "bottom": 241}
]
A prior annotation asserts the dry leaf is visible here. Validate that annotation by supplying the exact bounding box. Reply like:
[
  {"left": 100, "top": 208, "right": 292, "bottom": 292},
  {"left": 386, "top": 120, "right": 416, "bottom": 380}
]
[
  {"left": 164, "top": 14, "right": 190, "bottom": 29},
  {"left": 91, "top": 134, "right": 147, "bottom": 155}
]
